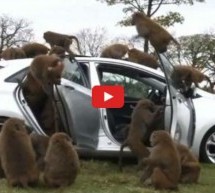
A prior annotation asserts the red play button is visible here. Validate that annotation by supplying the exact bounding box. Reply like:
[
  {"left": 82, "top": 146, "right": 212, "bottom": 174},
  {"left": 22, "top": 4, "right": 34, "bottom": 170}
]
[{"left": 92, "top": 85, "right": 124, "bottom": 108}]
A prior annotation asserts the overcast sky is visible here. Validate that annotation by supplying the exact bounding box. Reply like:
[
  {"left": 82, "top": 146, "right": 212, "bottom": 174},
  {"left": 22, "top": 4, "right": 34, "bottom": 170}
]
[{"left": 0, "top": 0, "right": 214, "bottom": 42}]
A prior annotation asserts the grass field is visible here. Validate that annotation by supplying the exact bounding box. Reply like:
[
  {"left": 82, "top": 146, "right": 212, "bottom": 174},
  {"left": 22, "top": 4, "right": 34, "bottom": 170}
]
[{"left": 0, "top": 159, "right": 214, "bottom": 193}]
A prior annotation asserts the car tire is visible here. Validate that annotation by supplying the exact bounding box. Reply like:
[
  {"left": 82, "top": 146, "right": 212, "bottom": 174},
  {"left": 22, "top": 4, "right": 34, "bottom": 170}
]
[{"left": 200, "top": 127, "right": 215, "bottom": 163}]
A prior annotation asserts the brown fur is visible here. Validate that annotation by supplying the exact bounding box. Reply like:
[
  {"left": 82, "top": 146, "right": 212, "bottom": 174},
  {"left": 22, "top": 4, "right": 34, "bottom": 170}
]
[
  {"left": 0, "top": 118, "right": 39, "bottom": 187},
  {"left": 29, "top": 54, "right": 64, "bottom": 96},
  {"left": 39, "top": 98, "right": 60, "bottom": 135},
  {"left": 1, "top": 47, "right": 26, "bottom": 60},
  {"left": 30, "top": 132, "right": 49, "bottom": 171},
  {"left": 118, "top": 99, "right": 164, "bottom": 171},
  {"left": 140, "top": 130, "right": 181, "bottom": 190},
  {"left": 49, "top": 45, "right": 66, "bottom": 58},
  {"left": 0, "top": 148, "right": 5, "bottom": 179},
  {"left": 22, "top": 72, "right": 47, "bottom": 114},
  {"left": 176, "top": 143, "right": 201, "bottom": 183},
  {"left": 22, "top": 55, "right": 64, "bottom": 135},
  {"left": 22, "top": 43, "right": 49, "bottom": 58},
  {"left": 131, "top": 12, "right": 180, "bottom": 53},
  {"left": 171, "top": 65, "right": 213, "bottom": 91},
  {"left": 43, "top": 132, "right": 80, "bottom": 187},
  {"left": 100, "top": 43, "right": 129, "bottom": 59},
  {"left": 128, "top": 48, "right": 159, "bottom": 69},
  {"left": 43, "top": 31, "right": 81, "bottom": 55}
]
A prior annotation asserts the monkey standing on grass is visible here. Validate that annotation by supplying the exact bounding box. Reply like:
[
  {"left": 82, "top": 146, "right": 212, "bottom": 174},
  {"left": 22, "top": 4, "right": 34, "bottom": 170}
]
[
  {"left": 43, "top": 132, "right": 80, "bottom": 187},
  {"left": 0, "top": 118, "right": 39, "bottom": 187},
  {"left": 118, "top": 99, "right": 164, "bottom": 171},
  {"left": 176, "top": 143, "right": 201, "bottom": 184},
  {"left": 140, "top": 130, "right": 181, "bottom": 190},
  {"left": 30, "top": 132, "right": 50, "bottom": 171}
]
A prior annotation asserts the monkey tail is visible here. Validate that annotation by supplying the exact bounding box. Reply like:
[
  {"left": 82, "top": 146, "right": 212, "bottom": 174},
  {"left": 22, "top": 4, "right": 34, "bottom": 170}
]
[
  {"left": 118, "top": 141, "right": 128, "bottom": 172},
  {"left": 69, "top": 36, "right": 82, "bottom": 55}
]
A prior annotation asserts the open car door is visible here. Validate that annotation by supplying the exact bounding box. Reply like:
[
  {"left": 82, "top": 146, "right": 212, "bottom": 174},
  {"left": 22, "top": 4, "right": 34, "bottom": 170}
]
[
  {"left": 55, "top": 58, "right": 100, "bottom": 150},
  {"left": 158, "top": 53, "right": 196, "bottom": 147}
]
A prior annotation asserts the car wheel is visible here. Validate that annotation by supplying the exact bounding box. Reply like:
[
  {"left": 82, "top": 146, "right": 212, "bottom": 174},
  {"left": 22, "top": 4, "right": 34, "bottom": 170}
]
[{"left": 200, "top": 128, "right": 215, "bottom": 163}]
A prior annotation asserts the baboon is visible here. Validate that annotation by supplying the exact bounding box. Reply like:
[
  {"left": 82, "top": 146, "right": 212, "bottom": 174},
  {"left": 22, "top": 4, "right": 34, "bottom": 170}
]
[
  {"left": 29, "top": 54, "right": 64, "bottom": 96},
  {"left": 0, "top": 47, "right": 26, "bottom": 60},
  {"left": 22, "top": 54, "right": 64, "bottom": 109},
  {"left": 43, "top": 31, "right": 81, "bottom": 55},
  {"left": 49, "top": 45, "right": 66, "bottom": 58},
  {"left": 176, "top": 143, "right": 201, "bottom": 183},
  {"left": 140, "top": 130, "right": 181, "bottom": 190},
  {"left": 30, "top": 132, "right": 49, "bottom": 171},
  {"left": 0, "top": 118, "right": 39, "bottom": 187},
  {"left": 0, "top": 163, "right": 5, "bottom": 179},
  {"left": 39, "top": 98, "right": 61, "bottom": 135},
  {"left": 22, "top": 55, "right": 64, "bottom": 135},
  {"left": 22, "top": 72, "right": 47, "bottom": 115},
  {"left": 0, "top": 149, "right": 5, "bottom": 179},
  {"left": 100, "top": 43, "right": 129, "bottom": 59},
  {"left": 43, "top": 132, "right": 80, "bottom": 187},
  {"left": 128, "top": 48, "right": 159, "bottom": 69},
  {"left": 131, "top": 12, "right": 180, "bottom": 53},
  {"left": 118, "top": 99, "right": 164, "bottom": 171},
  {"left": 0, "top": 124, "right": 6, "bottom": 179},
  {"left": 22, "top": 43, "right": 49, "bottom": 58},
  {"left": 171, "top": 65, "right": 213, "bottom": 92}
]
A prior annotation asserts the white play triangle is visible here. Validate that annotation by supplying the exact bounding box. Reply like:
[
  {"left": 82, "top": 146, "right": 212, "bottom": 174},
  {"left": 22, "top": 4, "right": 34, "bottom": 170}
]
[{"left": 104, "top": 92, "right": 113, "bottom": 102}]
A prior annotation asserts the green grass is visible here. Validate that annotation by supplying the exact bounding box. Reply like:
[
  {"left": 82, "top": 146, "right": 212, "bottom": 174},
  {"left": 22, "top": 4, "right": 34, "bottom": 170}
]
[{"left": 0, "top": 159, "right": 214, "bottom": 193}]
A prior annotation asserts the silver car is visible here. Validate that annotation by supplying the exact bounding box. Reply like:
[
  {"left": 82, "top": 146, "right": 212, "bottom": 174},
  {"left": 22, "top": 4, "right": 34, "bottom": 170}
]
[{"left": 0, "top": 54, "right": 214, "bottom": 163}]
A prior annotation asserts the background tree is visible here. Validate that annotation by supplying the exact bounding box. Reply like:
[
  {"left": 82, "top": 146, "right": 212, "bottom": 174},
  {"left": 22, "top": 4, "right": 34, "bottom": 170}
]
[
  {"left": 168, "top": 33, "right": 215, "bottom": 68},
  {"left": 0, "top": 15, "right": 34, "bottom": 53},
  {"left": 97, "top": 0, "right": 205, "bottom": 52},
  {"left": 76, "top": 27, "right": 108, "bottom": 56}
]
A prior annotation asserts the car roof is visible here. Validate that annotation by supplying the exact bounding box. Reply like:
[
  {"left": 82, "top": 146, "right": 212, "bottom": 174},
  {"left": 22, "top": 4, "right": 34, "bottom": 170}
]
[
  {"left": 0, "top": 58, "right": 32, "bottom": 81},
  {"left": 0, "top": 56, "right": 165, "bottom": 82},
  {"left": 76, "top": 57, "right": 165, "bottom": 78}
]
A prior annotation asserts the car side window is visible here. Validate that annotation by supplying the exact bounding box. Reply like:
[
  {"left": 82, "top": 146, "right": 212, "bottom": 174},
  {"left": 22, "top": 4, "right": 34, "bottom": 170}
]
[
  {"left": 5, "top": 68, "right": 28, "bottom": 83},
  {"left": 61, "top": 58, "right": 90, "bottom": 88},
  {"left": 99, "top": 70, "right": 153, "bottom": 99}
]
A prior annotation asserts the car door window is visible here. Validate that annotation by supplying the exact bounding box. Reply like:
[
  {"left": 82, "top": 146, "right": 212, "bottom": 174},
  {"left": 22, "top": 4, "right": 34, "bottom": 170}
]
[
  {"left": 61, "top": 58, "right": 90, "bottom": 88},
  {"left": 100, "top": 71, "right": 153, "bottom": 99}
]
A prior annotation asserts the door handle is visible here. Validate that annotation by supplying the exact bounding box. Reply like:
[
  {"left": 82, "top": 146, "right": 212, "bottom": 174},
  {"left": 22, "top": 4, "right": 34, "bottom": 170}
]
[{"left": 64, "top": 85, "right": 74, "bottom": 90}]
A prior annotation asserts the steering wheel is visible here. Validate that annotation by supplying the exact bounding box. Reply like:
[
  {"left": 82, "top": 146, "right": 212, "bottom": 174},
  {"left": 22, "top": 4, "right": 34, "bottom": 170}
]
[{"left": 147, "top": 89, "right": 163, "bottom": 105}]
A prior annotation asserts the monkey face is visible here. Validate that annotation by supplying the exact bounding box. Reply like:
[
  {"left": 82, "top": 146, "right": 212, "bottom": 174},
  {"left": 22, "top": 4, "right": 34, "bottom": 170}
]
[
  {"left": 136, "top": 99, "right": 155, "bottom": 111},
  {"left": 3, "top": 118, "right": 27, "bottom": 134},
  {"left": 131, "top": 13, "right": 138, "bottom": 25},
  {"left": 49, "top": 46, "right": 66, "bottom": 58},
  {"left": 131, "top": 12, "right": 145, "bottom": 25},
  {"left": 150, "top": 130, "right": 170, "bottom": 146},
  {"left": 51, "top": 132, "right": 71, "bottom": 144},
  {"left": 47, "top": 60, "right": 64, "bottom": 85}
]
